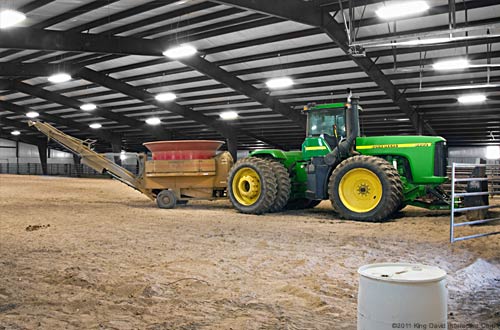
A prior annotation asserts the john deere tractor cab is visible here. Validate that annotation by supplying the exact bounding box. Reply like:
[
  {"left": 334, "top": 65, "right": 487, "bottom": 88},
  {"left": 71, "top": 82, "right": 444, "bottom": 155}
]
[
  {"left": 228, "top": 95, "right": 450, "bottom": 221},
  {"left": 307, "top": 103, "right": 347, "bottom": 143}
]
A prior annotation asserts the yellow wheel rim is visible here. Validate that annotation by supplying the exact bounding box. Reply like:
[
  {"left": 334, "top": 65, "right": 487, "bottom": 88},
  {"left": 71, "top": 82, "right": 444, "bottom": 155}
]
[
  {"left": 338, "top": 168, "right": 383, "bottom": 213},
  {"left": 232, "top": 167, "right": 261, "bottom": 206}
]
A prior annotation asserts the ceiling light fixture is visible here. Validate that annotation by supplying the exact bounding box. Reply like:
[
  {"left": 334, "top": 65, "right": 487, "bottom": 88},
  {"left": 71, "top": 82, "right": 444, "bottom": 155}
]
[
  {"left": 397, "top": 37, "right": 450, "bottom": 46},
  {"left": 486, "top": 146, "right": 500, "bottom": 160},
  {"left": 80, "top": 103, "right": 97, "bottom": 111},
  {"left": 419, "top": 83, "right": 500, "bottom": 92},
  {"left": 0, "top": 10, "right": 26, "bottom": 29},
  {"left": 10, "top": 130, "right": 21, "bottom": 136},
  {"left": 433, "top": 58, "right": 470, "bottom": 70},
  {"left": 89, "top": 123, "right": 102, "bottom": 129},
  {"left": 458, "top": 94, "right": 487, "bottom": 104},
  {"left": 163, "top": 44, "right": 197, "bottom": 59},
  {"left": 155, "top": 92, "right": 177, "bottom": 102},
  {"left": 48, "top": 73, "right": 72, "bottom": 83},
  {"left": 26, "top": 111, "right": 39, "bottom": 118},
  {"left": 145, "top": 117, "right": 161, "bottom": 126},
  {"left": 219, "top": 111, "right": 238, "bottom": 120},
  {"left": 376, "top": 1, "right": 430, "bottom": 19},
  {"left": 266, "top": 77, "right": 294, "bottom": 89}
]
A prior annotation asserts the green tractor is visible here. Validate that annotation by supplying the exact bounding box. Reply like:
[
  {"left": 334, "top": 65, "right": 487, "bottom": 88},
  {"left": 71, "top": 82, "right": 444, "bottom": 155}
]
[{"left": 228, "top": 96, "right": 451, "bottom": 221}]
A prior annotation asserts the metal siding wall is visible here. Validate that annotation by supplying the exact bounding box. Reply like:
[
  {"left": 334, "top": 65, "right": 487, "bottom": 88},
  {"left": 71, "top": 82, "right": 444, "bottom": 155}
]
[
  {"left": 0, "top": 138, "right": 74, "bottom": 174},
  {"left": 449, "top": 146, "right": 499, "bottom": 165}
]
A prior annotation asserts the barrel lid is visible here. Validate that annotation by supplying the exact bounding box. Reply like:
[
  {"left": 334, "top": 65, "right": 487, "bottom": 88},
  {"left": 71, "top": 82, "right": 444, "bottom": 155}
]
[{"left": 358, "top": 263, "right": 446, "bottom": 283}]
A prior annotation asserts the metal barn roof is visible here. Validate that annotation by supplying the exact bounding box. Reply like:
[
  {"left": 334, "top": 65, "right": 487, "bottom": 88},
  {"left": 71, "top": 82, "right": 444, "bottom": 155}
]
[{"left": 0, "top": 0, "right": 498, "bottom": 151}]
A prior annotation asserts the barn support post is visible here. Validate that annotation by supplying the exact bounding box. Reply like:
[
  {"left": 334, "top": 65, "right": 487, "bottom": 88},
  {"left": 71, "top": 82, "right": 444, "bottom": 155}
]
[
  {"left": 37, "top": 139, "right": 48, "bottom": 175},
  {"left": 73, "top": 154, "right": 82, "bottom": 177},
  {"left": 111, "top": 133, "right": 122, "bottom": 166},
  {"left": 227, "top": 133, "right": 238, "bottom": 162},
  {"left": 15, "top": 140, "right": 19, "bottom": 174},
  {"left": 417, "top": 114, "right": 424, "bottom": 135}
]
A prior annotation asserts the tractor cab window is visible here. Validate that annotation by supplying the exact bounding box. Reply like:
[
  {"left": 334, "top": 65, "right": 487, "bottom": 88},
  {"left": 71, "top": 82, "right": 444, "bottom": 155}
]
[{"left": 308, "top": 108, "right": 346, "bottom": 138}]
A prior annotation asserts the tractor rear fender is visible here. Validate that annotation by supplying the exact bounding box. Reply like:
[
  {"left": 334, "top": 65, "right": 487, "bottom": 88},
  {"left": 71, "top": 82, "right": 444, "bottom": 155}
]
[
  {"left": 250, "top": 149, "right": 305, "bottom": 174},
  {"left": 250, "top": 149, "right": 309, "bottom": 200}
]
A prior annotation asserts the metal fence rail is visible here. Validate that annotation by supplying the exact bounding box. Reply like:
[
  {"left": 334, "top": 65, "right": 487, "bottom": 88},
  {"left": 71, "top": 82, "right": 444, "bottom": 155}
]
[
  {"left": 444, "top": 164, "right": 500, "bottom": 197},
  {"left": 450, "top": 163, "right": 500, "bottom": 243}
]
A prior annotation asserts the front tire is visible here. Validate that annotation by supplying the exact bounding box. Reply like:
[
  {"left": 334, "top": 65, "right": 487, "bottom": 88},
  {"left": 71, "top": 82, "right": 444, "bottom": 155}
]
[
  {"left": 329, "top": 155, "right": 403, "bottom": 222},
  {"left": 228, "top": 157, "right": 277, "bottom": 214}
]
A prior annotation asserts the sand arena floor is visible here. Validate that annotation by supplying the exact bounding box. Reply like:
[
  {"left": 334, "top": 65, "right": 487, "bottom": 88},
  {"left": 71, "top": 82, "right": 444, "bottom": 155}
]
[{"left": 0, "top": 174, "right": 499, "bottom": 329}]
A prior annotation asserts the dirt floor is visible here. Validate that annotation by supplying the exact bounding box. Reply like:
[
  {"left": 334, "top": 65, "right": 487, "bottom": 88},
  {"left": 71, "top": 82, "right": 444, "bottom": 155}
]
[{"left": 0, "top": 174, "right": 499, "bottom": 330}]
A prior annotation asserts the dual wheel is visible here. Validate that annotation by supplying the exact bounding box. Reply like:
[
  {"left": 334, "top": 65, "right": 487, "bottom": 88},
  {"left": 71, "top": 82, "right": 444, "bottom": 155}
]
[{"left": 228, "top": 157, "right": 293, "bottom": 214}]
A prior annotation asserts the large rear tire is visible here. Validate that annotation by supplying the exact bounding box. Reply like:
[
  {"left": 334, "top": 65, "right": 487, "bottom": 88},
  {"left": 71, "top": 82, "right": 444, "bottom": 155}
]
[
  {"left": 329, "top": 155, "right": 403, "bottom": 222},
  {"left": 228, "top": 157, "right": 277, "bottom": 214}
]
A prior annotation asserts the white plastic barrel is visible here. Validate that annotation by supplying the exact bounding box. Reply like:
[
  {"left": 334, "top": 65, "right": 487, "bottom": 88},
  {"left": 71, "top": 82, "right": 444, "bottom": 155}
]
[{"left": 358, "top": 263, "right": 447, "bottom": 330}]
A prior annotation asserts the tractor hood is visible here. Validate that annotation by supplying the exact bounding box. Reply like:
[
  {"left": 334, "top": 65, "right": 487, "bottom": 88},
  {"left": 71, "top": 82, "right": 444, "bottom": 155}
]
[
  {"left": 356, "top": 135, "right": 446, "bottom": 150},
  {"left": 355, "top": 135, "right": 447, "bottom": 184}
]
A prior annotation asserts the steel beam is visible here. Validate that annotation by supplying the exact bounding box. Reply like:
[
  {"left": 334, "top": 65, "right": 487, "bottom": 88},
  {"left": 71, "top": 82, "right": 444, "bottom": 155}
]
[
  {"left": 0, "top": 28, "right": 165, "bottom": 56},
  {"left": 18, "top": 0, "right": 55, "bottom": 12},
  {"left": 0, "top": 63, "right": 79, "bottom": 78}
]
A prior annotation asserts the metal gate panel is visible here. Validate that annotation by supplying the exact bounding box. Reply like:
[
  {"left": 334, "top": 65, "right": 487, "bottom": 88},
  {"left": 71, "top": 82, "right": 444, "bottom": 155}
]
[{"left": 450, "top": 163, "right": 500, "bottom": 243}]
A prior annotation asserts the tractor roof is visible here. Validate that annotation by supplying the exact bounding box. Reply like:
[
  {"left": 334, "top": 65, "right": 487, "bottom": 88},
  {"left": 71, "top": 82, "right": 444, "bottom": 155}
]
[{"left": 304, "top": 103, "right": 346, "bottom": 111}]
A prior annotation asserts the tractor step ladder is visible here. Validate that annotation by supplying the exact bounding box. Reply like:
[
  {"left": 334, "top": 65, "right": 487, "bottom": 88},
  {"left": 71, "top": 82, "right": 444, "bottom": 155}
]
[
  {"left": 29, "top": 121, "right": 155, "bottom": 200},
  {"left": 450, "top": 162, "right": 500, "bottom": 242}
]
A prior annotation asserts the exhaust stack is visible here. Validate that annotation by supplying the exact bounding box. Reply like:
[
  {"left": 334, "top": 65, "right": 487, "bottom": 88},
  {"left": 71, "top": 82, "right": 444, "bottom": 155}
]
[{"left": 324, "top": 96, "right": 360, "bottom": 166}]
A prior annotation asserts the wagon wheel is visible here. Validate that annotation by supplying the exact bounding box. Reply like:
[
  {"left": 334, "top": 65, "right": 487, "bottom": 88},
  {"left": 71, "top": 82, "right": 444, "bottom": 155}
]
[{"left": 156, "top": 189, "right": 177, "bottom": 209}]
